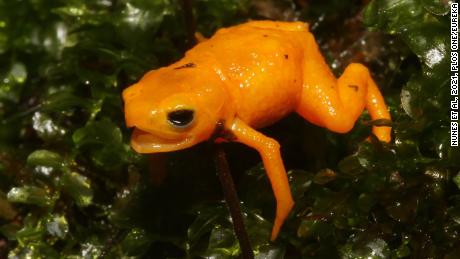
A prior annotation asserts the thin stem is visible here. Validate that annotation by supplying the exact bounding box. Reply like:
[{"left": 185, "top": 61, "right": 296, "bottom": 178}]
[
  {"left": 180, "top": 0, "right": 197, "bottom": 47},
  {"left": 214, "top": 145, "right": 255, "bottom": 259}
]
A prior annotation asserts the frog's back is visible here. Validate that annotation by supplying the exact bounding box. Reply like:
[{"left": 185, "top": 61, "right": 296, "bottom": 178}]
[
  {"left": 218, "top": 20, "right": 309, "bottom": 33},
  {"left": 185, "top": 21, "right": 311, "bottom": 128}
]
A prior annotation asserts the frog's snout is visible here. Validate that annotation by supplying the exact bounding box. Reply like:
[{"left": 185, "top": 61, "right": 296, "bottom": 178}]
[
  {"left": 123, "top": 100, "right": 152, "bottom": 129},
  {"left": 122, "top": 84, "right": 148, "bottom": 128}
]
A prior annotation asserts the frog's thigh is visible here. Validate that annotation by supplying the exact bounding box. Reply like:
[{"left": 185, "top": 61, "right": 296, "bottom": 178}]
[
  {"left": 230, "top": 118, "right": 294, "bottom": 241},
  {"left": 297, "top": 62, "right": 391, "bottom": 141},
  {"left": 297, "top": 63, "right": 369, "bottom": 133}
]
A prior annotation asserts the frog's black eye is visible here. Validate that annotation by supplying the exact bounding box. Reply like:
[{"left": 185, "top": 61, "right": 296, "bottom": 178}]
[{"left": 167, "top": 109, "right": 195, "bottom": 128}]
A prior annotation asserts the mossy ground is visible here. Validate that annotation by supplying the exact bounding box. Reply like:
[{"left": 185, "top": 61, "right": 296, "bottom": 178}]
[{"left": 0, "top": 0, "right": 458, "bottom": 258}]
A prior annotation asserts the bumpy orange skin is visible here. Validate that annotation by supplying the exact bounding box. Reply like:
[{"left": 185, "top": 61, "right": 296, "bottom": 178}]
[{"left": 123, "top": 21, "right": 392, "bottom": 241}]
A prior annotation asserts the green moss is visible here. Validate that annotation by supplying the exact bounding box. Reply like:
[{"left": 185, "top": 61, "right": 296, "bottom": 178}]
[{"left": 0, "top": 0, "right": 457, "bottom": 258}]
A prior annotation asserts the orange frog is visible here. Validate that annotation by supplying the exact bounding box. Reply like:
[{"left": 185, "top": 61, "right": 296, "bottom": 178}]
[{"left": 122, "top": 20, "right": 391, "bottom": 241}]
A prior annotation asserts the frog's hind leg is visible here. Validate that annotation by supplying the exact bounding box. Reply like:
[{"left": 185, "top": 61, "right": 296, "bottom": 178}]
[{"left": 295, "top": 37, "right": 391, "bottom": 142}]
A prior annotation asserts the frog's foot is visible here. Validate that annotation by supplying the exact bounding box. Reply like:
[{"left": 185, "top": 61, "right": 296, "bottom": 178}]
[
  {"left": 270, "top": 192, "right": 294, "bottom": 241},
  {"left": 296, "top": 62, "right": 391, "bottom": 142},
  {"left": 229, "top": 118, "right": 294, "bottom": 241}
]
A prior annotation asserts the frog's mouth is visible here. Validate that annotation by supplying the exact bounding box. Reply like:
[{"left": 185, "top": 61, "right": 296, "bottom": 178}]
[{"left": 131, "top": 128, "right": 195, "bottom": 153}]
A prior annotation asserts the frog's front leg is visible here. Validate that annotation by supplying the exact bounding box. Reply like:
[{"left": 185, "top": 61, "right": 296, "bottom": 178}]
[
  {"left": 194, "top": 32, "right": 207, "bottom": 43},
  {"left": 229, "top": 118, "right": 294, "bottom": 241}
]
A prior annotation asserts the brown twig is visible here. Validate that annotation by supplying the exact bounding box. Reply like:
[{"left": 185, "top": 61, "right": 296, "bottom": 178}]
[
  {"left": 180, "top": 0, "right": 197, "bottom": 48},
  {"left": 214, "top": 145, "right": 255, "bottom": 259}
]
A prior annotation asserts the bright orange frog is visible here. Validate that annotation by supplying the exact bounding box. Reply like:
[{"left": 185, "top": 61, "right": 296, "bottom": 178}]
[{"left": 122, "top": 20, "right": 392, "bottom": 241}]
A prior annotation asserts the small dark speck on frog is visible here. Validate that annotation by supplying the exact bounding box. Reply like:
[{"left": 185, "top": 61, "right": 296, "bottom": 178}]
[
  {"left": 348, "top": 84, "right": 359, "bottom": 91},
  {"left": 174, "top": 63, "right": 196, "bottom": 70}
]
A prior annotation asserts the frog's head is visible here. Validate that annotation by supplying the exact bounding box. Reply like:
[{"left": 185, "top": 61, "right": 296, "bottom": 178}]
[{"left": 122, "top": 64, "right": 229, "bottom": 153}]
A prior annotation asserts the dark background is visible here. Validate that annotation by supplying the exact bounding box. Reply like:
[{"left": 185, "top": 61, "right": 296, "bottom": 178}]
[{"left": 0, "top": 0, "right": 457, "bottom": 258}]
